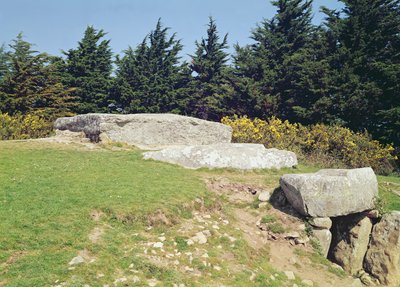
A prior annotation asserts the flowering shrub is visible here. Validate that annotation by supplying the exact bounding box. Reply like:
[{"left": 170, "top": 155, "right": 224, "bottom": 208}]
[
  {"left": 222, "top": 115, "right": 397, "bottom": 174},
  {"left": 0, "top": 113, "right": 52, "bottom": 140}
]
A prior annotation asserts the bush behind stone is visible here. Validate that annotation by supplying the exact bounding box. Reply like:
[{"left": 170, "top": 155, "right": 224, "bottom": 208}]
[{"left": 222, "top": 115, "right": 397, "bottom": 175}]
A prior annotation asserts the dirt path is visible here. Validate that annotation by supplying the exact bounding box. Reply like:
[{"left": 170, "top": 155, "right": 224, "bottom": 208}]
[{"left": 207, "top": 177, "right": 359, "bottom": 287}]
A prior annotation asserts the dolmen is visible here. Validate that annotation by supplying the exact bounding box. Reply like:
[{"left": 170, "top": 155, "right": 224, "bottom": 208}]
[
  {"left": 280, "top": 167, "right": 400, "bottom": 287},
  {"left": 54, "top": 113, "right": 232, "bottom": 150},
  {"left": 54, "top": 113, "right": 298, "bottom": 170}
]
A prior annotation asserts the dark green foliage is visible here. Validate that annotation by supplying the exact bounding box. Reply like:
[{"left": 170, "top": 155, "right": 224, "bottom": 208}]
[
  {"left": 188, "top": 17, "right": 231, "bottom": 120},
  {"left": 0, "top": 44, "right": 10, "bottom": 82},
  {"left": 111, "top": 19, "right": 189, "bottom": 114},
  {"left": 233, "top": 0, "right": 333, "bottom": 123},
  {"left": 63, "top": 26, "right": 113, "bottom": 113},
  {"left": 0, "top": 2, "right": 398, "bottom": 159},
  {"left": 322, "top": 0, "right": 400, "bottom": 146},
  {"left": 0, "top": 33, "right": 75, "bottom": 119}
]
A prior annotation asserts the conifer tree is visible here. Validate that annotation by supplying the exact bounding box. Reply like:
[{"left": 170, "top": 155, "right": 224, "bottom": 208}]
[
  {"left": 111, "top": 19, "right": 189, "bottom": 114},
  {"left": 63, "top": 26, "right": 113, "bottom": 113},
  {"left": 0, "top": 44, "right": 10, "bottom": 82},
  {"left": 0, "top": 33, "right": 75, "bottom": 119},
  {"left": 188, "top": 17, "right": 231, "bottom": 120},
  {"left": 233, "top": 0, "right": 332, "bottom": 123},
  {"left": 322, "top": 0, "right": 400, "bottom": 145}
]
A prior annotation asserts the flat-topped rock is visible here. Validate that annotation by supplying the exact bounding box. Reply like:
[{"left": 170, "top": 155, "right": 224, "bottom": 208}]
[
  {"left": 280, "top": 168, "right": 378, "bottom": 217},
  {"left": 54, "top": 113, "right": 232, "bottom": 149},
  {"left": 143, "top": 143, "right": 298, "bottom": 170}
]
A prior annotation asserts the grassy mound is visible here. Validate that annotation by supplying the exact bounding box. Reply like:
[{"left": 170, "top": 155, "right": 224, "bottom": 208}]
[{"left": 0, "top": 140, "right": 398, "bottom": 286}]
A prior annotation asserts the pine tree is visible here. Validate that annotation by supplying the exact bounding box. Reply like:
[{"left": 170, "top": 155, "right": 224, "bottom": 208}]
[
  {"left": 188, "top": 17, "right": 231, "bottom": 121},
  {"left": 0, "top": 44, "right": 10, "bottom": 82},
  {"left": 233, "top": 0, "right": 332, "bottom": 123},
  {"left": 322, "top": 0, "right": 400, "bottom": 145},
  {"left": 111, "top": 19, "right": 189, "bottom": 114},
  {"left": 0, "top": 33, "right": 75, "bottom": 119},
  {"left": 63, "top": 26, "right": 113, "bottom": 113}
]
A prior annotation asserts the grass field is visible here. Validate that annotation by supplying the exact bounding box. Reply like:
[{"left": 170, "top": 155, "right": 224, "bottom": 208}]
[
  {"left": 0, "top": 141, "right": 210, "bottom": 286},
  {"left": 0, "top": 140, "right": 399, "bottom": 287}
]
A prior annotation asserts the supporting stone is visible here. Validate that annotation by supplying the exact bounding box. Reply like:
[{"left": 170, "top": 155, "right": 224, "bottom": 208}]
[
  {"left": 329, "top": 213, "right": 372, "bottom": 275},
  {"left": 364, "top": 211, "right": 400, "bottom": 286}
]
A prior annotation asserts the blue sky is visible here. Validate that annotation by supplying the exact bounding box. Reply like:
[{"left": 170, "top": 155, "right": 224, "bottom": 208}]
[{"left": 1, "top": 0, "right": 343, "bottom": 60}]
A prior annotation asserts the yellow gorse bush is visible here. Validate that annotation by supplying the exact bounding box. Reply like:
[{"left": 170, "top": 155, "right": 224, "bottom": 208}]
[
  {"left": 222, "top": 115, "right": 397, "bottom": 174},
  {"left": 0, "top": 112, "right": 52, "bottom": 140}
]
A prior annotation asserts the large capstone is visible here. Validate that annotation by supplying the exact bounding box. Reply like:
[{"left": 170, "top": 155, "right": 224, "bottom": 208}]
[
  {"left": 54, "top": 113, "right": 232, "bottom": 149},
  {"left": 143, "top": 143, "right": 297, "bottom": 170},
  {"left": 329, "top": 214, "right": 373, "bottom": 275},
  {"left": 280, "top": 168, "right": 378, "bottom": 217},
  {"left": 364, "top": 211, "right": 400, "bottom": 286}
]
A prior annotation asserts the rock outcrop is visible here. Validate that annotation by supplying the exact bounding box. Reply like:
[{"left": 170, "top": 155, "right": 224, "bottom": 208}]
[
  {"left": 364, "top": 211, "right": 400, "bottom": 286},
  {"left": 143, "top": 143, "right": 298, "bottom": 170},
  {"left": 329, "top": 214, "right": 373, "bottom": 275},
  {"left": 54, "top": 113, "right": 232, "bottom": 149},
  {"left": 280, "top": 168, "right": 378, "bottom": 217}
]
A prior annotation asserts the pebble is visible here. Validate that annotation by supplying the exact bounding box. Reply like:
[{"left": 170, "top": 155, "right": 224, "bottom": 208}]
[
  {"left": 295, "top": 237, "right": 310, "bottom": 245},
  {"left": 258, "top": 191, "right": 271, "bottom": 202},
  {"left": 185, "top": 266, "right": 194, "bottom": 272},
  {"left": 302, "top": 279, "right": 314, "bottom": 286},
  {"left": 153, "top": 242, "right": 163, "bottom": 249},
  {"left": 284, "top": 271, "right": 295, "bottom": 280},
  {"left": 213, "top": 265, "right": 222, "bottom": 271},
  {"left": 132, "top": 276, "right": 140, "bottom": 283},
  {"left": 249, "top": 272, "right": 256, "bottom": 281},
  {"left": 284, "top": 232, "right": 300, "bottom": 239},
  {"left": 147, "top": 279, "right": 158, "bottom": 286},
  {"left": 190, "top": 232, "right": 208, "bottom": 244},
  {"left": 202, "top": 253, "right": 209, "bottom": 258},
  {"left": 69, "top": 255, "right": 85, "bottom": 266},
  {"left": 270, "top": 275, "right": 275, "bottom": 281},
  {"left": 113, "top": 277, "right": 128, "bottom": 285}
]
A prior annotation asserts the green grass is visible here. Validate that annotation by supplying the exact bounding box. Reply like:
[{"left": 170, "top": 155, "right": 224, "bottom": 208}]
[
  {"left": 267, "top": 222, "right": 285, "bottom": 234},
  {"left": 261, "top": 215, "right": 277, "bottom": 224},
  {"left": 378, "top": 175, "right": 400, "bottom": 211},
  {"left": 0, "top": 141, "right": 207, "bottom": 286},
  {"left": 0, "top": 140, "right": 398, "bottom": 287}
]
